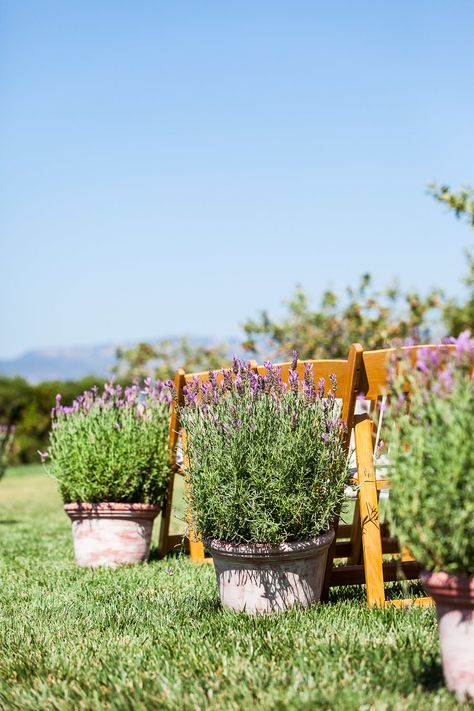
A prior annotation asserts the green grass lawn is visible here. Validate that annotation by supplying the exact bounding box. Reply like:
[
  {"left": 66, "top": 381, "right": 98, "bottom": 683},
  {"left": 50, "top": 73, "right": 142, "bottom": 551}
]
[{"left": 0, "top": 466, "right": 467, "bottom": 710}]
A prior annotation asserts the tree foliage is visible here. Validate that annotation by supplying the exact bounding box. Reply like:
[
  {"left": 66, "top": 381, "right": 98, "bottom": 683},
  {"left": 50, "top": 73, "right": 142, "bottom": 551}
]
[
  {"left": 112, "top": 336, "right": 229, "bottom": 382},
  {"left": 241, "top": 275, "right": 441, "bottom": 361},
  {"left": 429, "top": 182, "right": 474, "bottom": 334},
  {"left": 0, "top": 376, "right": 105, "bottom": 464},
  {"left": 428, "top": 183, "right": 474, "bottom": 227}
]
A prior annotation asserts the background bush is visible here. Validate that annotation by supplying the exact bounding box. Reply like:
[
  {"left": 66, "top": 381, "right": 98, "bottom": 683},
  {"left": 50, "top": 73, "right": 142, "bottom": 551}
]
[
  {"left": 0, "top": 376, "right": 106, "bottom": 465},
  {"left": 386, "top": 337, "right": 474, "bottom": 576}
]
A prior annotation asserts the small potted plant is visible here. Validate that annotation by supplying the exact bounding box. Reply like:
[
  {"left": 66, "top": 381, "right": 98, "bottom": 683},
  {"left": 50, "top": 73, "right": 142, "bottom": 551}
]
[
  {"left": 179, "top": 355, "right": 349, "bottom": 614},
  {"left": 44, "top": 379, "right": 171, "bottom": 567},
  {"left": 385, "top": 331, "right": 474, "bottom": 703}
]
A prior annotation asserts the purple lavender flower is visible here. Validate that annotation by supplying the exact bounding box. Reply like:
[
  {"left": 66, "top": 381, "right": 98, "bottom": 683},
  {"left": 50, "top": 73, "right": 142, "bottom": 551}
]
[
  {"left": 289, "top": 369, "right": 299, "bottom": 392},
  {"left": 222, "top": 368, "right": 234, "bottom": 392},
  {"left": 303, "top": 363, "right": 316, "bottom": 402},
  {"left": 454, "top": 330, "right": 474, "bottom": 355},
  {"left": 248, "top": 370, "right": 259, "bottom": 398},
  {"left": 235, "top": 375, "right": 244, "bottom": 396},
  {"left": 183, "top": 385, "right": 197, "bottom": 407},
  {"left": 317, "top": 378, "right": 325, "bottom": 399}
]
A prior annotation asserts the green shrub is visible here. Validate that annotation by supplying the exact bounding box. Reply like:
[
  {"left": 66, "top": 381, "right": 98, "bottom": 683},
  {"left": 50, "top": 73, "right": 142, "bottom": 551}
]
[
  {"left": 0, "top": 376, "right": 109, "bottom": 464},
  {"left": 46, "top": 380, "right": 171, "bottom": 503},
  {"left": 386, "top": 332, "right": 474, "bottom": 576},
  {"left": 179, "top": 356, "right": 349, "bottom": 544},
  {"left": 0, "top": 425, "right": 15, "bottom": 480}
]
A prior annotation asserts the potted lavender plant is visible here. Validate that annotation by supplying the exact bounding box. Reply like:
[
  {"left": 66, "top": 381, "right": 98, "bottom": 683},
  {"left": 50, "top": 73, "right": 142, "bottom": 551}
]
[
  {"left": 44, "top": 379, "right": 171, "bottom": 568},
  {"left": 179, "top": 356, "right": 349, "bottom": 614},
  {"left": 386, "top": 332, "right": 474, "bottom": 703}
]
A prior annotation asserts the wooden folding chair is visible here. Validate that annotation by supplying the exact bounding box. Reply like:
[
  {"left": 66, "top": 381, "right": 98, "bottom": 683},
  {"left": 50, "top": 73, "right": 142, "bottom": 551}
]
[
  {"left": 336, "top": 344, "right": 455, "bottom": 607},
  {"left": 157, "top": 344, "right": 364, "bottom": 570}
]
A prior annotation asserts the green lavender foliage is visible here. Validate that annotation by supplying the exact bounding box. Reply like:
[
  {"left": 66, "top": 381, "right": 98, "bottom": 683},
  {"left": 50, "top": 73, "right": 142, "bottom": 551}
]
[
  {"left": 386, "top": 334, "right": 474, "bottom": 576},
  {"left": 47, "top": 381, "right": 170, "bottom": 503},
  {"left": 179, "top": 358, "right": 349, "bottom": 544}
]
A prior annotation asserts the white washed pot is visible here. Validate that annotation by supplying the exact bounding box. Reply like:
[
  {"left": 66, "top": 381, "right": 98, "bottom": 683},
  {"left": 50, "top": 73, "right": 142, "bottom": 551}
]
[
  {"left": 205, "top": 529, "right": 334, "bottom": 614},
  {"left": 64, "top": 503, "right": 160, "bottom": 568}
]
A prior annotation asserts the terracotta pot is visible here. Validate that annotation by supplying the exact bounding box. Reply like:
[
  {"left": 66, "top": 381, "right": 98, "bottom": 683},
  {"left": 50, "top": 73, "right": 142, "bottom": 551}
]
[
  {"left": 421, "top": 570, "right": 474, "bottom": 703},
  {"left": 205, "top": 529, "right": 335, "bottom": 614},
  {"left": 64, "top": 502, "right": 160, "bottom": 568}
]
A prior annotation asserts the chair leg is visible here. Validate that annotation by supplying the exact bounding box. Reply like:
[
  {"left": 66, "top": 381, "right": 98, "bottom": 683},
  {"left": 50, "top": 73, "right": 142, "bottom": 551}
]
[
  {"left": 320, "top": 517, "right": 339, "bottom": 602},
  {"left": 359, "top": 477, "right": 385, "bottom": 607},
  {"left": 189, "top": 537, "right": 206, "bottom": 563},
  {"left": 354, "top": 413, "right": 385, "bottom": 607},
  {"left": 157, "top": 470, "right": 176, "bottom": 559}
]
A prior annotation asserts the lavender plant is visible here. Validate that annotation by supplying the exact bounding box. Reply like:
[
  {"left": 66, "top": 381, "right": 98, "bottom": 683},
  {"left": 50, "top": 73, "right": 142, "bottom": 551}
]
[
  {"left": 386, "top": 331, "right": 474, "bottom": 576},
  {"left": 45, "top": 379, "right": 171, "bottom": 503},
  {"left": 179, "top": 355, "right": 349, "bottom": 544},
  {"left": 0, "top": 425, "right": 15, "bottom": 480}
]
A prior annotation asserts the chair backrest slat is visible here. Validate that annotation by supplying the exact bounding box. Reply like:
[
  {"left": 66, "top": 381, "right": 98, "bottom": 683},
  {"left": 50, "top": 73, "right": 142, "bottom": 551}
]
[{"left": 359, "top": 344, "right": 456, "bottom": 400}]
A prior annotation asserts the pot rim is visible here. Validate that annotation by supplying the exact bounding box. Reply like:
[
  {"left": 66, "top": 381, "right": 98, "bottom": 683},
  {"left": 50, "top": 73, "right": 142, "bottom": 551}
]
[
  {"left": 64, "top": 502, "right": 161, "bottom": 510},
  {"left": 420, "top": 569, "right": 474, "bottom": 587},
  {"left": 64, "top": 502, "right": 161, "bottom": 520},
  {"left": 204, "top": 529, "right": 335, "bottom": 561},
  {"left": 420, "top": 569, "right": 474, "bottom": 609}
]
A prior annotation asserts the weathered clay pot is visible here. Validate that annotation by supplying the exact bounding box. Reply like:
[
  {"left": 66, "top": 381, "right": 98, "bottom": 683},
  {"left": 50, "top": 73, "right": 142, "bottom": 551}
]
[
  {"left": 205, "top": 529, "right": 335, "bottom": 614},
  {"left": 64, "top": 502, "right": 160, "bottom": 568},
  {"left": 421, "top": 570, "right": 474, "bottom": 703}
]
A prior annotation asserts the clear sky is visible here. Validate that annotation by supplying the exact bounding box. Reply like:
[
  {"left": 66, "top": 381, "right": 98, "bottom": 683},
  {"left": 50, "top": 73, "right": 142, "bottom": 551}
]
[{"left": 1, "top": 1, "right": 473, "bottom": 358}]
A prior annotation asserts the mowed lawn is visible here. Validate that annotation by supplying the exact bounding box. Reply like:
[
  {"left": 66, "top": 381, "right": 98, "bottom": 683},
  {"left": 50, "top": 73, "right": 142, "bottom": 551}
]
[{"left": 0, "top": 466, "right": 467, "bottom": 710}]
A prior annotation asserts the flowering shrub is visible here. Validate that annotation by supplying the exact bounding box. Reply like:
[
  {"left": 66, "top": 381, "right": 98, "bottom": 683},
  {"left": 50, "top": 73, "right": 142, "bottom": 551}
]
[
  {"left": 46, "top": 380, "right": 171, "bottom": 503},
  {"left": 0, "top": 425, "right": 15, "bottom": 480},
  {"left": 386, "top": 331, "right": 474, "bottom": 576},
  {"left": 179, "top": 355, "right": 349, "bottom": 544}
]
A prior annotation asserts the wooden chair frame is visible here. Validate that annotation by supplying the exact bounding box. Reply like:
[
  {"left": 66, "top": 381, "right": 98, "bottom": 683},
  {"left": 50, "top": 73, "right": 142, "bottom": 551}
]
[
  {"left": 157, "top": 344, "right": 364, "bottom": 578},
  {"left": 343, "top": 343, "right": 456, "bottom": 607}
]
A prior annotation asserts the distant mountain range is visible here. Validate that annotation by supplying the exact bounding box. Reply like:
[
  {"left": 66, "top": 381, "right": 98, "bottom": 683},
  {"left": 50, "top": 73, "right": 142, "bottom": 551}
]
[
  {"left": 0, "top": 337, "right": 243, "bottom": 384},
  {"left": 0, "top": 344, "right": 118, "bottom": 383}
]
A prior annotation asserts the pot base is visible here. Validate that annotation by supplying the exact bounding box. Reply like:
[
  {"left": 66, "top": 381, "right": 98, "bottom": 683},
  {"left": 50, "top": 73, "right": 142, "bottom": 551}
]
[
  {"left": 206, "top": 530, "right": 335, "bottom": 615},
  {"left": 64, "top": 503, "right": 160, "bottom": 568},
  {"left": 421, "top": 570, "right": 474, "bottom": 703}
]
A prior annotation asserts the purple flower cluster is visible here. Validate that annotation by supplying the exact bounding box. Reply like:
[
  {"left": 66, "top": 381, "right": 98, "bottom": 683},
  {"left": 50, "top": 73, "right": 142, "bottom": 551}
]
[
  {"left": 51, "top": 378, "right": 173, "bottom": 419},
  {"left": 184, "top": 355, "right": 338, "bottom": 407},
  {"left": 386, "top": 331, "right": 474, "bottom": 414}
]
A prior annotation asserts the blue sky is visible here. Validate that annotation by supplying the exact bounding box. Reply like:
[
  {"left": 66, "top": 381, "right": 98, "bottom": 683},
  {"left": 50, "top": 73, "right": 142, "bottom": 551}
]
[{"left": 1, "top": 1, "right": 473, "bottom": 358}]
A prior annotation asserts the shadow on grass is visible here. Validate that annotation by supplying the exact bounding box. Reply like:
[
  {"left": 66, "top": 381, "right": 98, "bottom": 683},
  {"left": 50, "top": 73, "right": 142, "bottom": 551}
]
[
  {"left": 412, "top": 657, "right": 444, "bottom": 692},
  {"left": 328, "top": 580, "right": 429, "bottom": 605},
  {"left": 328, "top": 585, "right": 368, "bottom": 604},
  {"left": 0, "top": 519, "right": 19, "bottom": 525}
]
